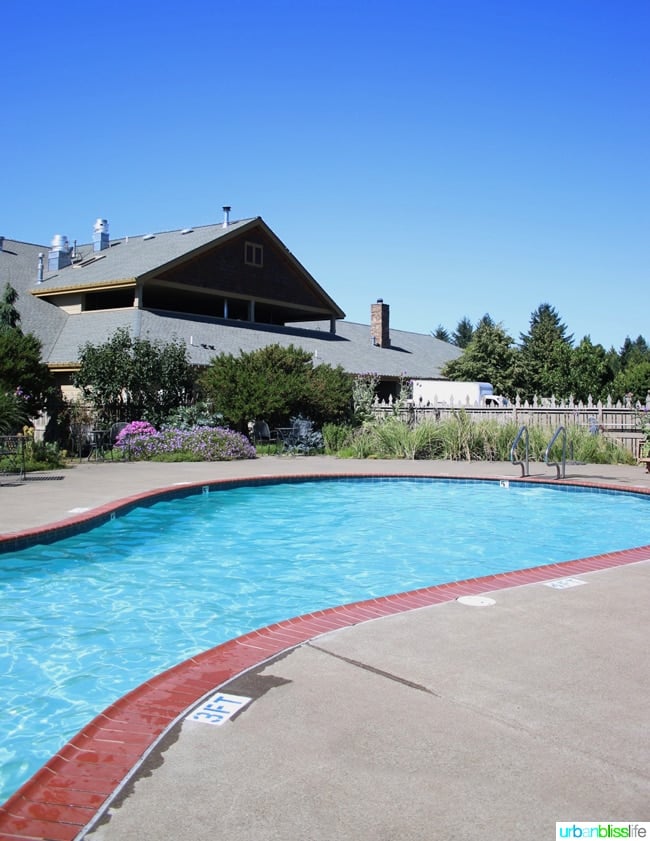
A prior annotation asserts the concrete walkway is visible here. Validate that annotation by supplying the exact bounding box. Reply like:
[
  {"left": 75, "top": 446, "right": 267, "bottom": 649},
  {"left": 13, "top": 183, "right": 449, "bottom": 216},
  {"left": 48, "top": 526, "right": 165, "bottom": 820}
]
[{"left": 1, "top": 458, "right": 649, "bottom": 839}]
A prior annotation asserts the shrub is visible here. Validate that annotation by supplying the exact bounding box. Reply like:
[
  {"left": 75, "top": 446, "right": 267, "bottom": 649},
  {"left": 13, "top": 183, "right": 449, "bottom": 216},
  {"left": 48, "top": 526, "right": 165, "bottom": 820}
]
[
  {"left": 163, "top": 402, "right": 223, "bottom": 430},
  {"left": 115, "top": 420, "right": 157, "bottom": 443},
  {"left": 115, "top": 424, "right": 256, "bottom": 461},
  {"left": 199, "top": 344, "right": 352, "bottom": 432},
  {"left": 284, "top": 416, "right": 324, "bottom": 454},
  {"left": 74, "top": 329, "right": 194, "bottom": 426},
  {"left": 352, "top": 373, "right": 380, "bottom": 424},
  {"left": 0, "top": 390, "right": 28, "bottom": 434},
  {"left": 114, "top": 421, "right": 158, "bottom": 459},
  {"left": 322, "top": 423, "right": 353, "bottom": 455},
  {"left": 25, "top": 439, "right": 66, "bottom": 470},
  {"left": 0, "top": 427, "right": 66, "bottom": 473}
]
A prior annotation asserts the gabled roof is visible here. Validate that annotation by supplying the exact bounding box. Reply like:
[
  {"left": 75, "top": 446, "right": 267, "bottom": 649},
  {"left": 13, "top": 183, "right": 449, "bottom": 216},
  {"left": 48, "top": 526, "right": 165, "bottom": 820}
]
[
  {"left": 30, "top": 217, "right": 345, "bottom": 321},
  {"left": 2, "top": 218, "right": 462, "bottom": 379},
  {"left": 31, "top": 219, "right": 253, "bottom": 292}
]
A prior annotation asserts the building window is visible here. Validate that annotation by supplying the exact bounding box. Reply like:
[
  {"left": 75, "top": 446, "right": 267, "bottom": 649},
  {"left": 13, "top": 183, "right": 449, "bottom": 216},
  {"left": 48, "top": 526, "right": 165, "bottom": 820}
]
[{"left": 244, "top": 242, "right": 263, "bottom": 267}]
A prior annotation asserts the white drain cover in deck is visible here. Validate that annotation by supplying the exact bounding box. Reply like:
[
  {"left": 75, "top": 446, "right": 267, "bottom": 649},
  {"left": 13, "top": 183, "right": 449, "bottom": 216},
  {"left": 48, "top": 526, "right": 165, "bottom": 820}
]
[{"left": 456, "top": 595, "right": 496, "bottom": 607}]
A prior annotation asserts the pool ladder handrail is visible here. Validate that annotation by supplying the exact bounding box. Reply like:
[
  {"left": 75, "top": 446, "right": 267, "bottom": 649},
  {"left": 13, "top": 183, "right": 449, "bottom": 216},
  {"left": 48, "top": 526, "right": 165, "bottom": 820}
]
[
  {"left": 510, "top": 425, "right": 529, "bottom": 477},
  {"left": 545, "top": 425, "right": 567, "bottom": 479}
]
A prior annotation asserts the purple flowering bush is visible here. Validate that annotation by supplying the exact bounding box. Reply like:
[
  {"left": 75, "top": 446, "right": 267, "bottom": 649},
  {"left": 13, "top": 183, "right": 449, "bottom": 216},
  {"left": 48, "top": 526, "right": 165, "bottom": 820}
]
[
  {"left": 115, "top": 423, "right": 256, "bottom": 461},
  {"left": 115, "top": 421, "right": 157, "bottom": 443},
  {"left": 114, "top": 421, "right": 158, "bottom": 460}
]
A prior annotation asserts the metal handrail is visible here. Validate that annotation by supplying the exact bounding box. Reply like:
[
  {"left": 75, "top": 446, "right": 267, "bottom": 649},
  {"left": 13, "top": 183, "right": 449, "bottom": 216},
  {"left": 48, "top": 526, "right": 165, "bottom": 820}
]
[
  {"left": 510, "top": 425, "right": 529, "bottom": 477},
  {"left": 545, "top": 425, "right": 567, "bottom": 479}
]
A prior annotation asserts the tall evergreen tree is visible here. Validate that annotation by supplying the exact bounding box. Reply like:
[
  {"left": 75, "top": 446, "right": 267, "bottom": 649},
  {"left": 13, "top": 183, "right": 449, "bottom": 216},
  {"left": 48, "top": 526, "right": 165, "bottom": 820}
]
[
  {"left": 569, "top": 336, "right": 612, "bottom": 402},
  {"left": 0, "top": 284, "right": 53, "bottom": 416},
  {"left": 431, "top": 325, "right": 451, "bottom": 342},
  {"left": 442, "top": 318, "right": 517, "bottom": 396},
  {"left": 452, "top": 316, "right": 474, "bottom": 348},
  {"left": 0, "top": 283, "right": 21, "bottom": 332},
  {"left": 0, "top": 330, "right": 53, "bottom": 415},
  {"left": 516, "top": 303, "right": 573, "bottom": 400},
  {"left": 610, "top": 361, "right": 650, "bottom": 404},
  {"left": 619, "top": 335, "right": 649, "bottom": 370}
]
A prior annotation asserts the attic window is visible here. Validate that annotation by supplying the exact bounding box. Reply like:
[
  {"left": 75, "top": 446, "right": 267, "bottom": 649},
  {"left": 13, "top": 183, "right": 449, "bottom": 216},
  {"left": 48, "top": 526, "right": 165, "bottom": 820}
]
[{"left": 244, "top": 242, "right": 263, "bottom": 267}]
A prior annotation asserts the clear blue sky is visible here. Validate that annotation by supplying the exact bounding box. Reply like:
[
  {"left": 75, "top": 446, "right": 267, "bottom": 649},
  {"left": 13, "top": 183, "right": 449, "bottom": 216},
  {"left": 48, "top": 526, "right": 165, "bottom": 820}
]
[{"left": 3, "top": 0, "right": 648, "bottom": 351}]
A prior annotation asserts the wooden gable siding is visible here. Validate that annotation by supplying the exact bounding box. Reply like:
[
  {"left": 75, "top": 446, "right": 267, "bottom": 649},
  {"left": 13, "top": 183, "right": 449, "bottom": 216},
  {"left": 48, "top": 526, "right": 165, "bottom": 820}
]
[{"left": 155, "top": 226, "right": 328, "bottom": 311}]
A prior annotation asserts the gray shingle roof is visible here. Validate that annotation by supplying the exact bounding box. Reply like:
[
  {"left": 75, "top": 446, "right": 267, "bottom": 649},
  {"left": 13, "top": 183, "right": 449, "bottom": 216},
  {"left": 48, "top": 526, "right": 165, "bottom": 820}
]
[
  {"left": 0, "top": 239, "right": 67, "bottom": 358},
  {"left": 3, "top": 223, "right": 461, "bottom": 378},
  {"left": 47, "top": 310, "right": 137, "bottom": 364},
  {"left": 32, "top": 219, "right": 256, "bottom": 291},
  {"left": 45, "top": 310, "right": 459, "bottom": 377}
]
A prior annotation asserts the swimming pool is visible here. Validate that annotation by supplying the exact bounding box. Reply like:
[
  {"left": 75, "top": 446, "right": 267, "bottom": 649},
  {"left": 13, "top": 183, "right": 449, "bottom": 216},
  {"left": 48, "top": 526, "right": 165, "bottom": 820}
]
[{"left": 1, "top": 476, "right": 650, "bottom": 803}]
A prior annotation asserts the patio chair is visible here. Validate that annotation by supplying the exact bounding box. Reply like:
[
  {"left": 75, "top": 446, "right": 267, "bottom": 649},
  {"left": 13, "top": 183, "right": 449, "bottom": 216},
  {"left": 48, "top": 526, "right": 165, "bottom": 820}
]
[
  {"left": 107, "top": 422, "right": 129, "bottom": 459},
  {"left": 252, "top": 421, "right": 278, "bottom": 445},
  {"left": 0, "top": 434, "right": 26, "bottom": 481},
  {"left": 86, "top": 429, "right": 110, "bottom": 461}
]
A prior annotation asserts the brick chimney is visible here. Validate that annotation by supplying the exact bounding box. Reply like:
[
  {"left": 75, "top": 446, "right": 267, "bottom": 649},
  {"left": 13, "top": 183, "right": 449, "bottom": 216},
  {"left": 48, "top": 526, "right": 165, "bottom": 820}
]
[{"left": 370, "top": 299, "right": 390, "bottom": 348}]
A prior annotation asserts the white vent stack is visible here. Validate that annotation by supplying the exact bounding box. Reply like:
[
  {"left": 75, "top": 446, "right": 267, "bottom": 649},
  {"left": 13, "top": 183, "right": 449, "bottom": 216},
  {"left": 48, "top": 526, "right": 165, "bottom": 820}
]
[
  {"left": 37, "top": 253, "right": 44, "bottom": 283},
  {"left": 222, "top": 206, "right": 231, "bottom": 228},
  {"left": 93, "top": 218, "right": 110, "bottom": 252},
  {"left": 48, "top": 234, "right": 72, "bottom": 272}
]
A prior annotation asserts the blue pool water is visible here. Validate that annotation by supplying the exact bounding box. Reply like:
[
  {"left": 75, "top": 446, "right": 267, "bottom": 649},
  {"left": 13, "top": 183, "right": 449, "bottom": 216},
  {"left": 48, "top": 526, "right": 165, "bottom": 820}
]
[{"left": 1, "top": 477, "right": 650, "bottom": 803}]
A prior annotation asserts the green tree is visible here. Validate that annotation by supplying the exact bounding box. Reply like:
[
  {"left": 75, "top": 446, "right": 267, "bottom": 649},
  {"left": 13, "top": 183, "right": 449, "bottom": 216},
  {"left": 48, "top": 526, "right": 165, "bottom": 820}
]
[
  {"left": 0, "top": 284, "right": 54, "bottom": 419},
  {"left": 0, "top": 329, "right": 53, "bottom": 416},
  {"left": 515, "top": 303, "right": 573, "bottom": 400},
  {"left": 0, "top": 283, "right": 21, "bottom": 331},
  {"left": 604, "top": 346, "right": 622, "bottom": 383},
  {"left": 74, "top": 328, "right": 194, "bottom": 425},
  {"left": 619, "top": 335, "right": 650, "bottom": 370},
  {"left": 610, "top": 361, "right": 650, "bottom": 404},
  {"left": 431, "top": 325, "right": 451, "bottom": 342},
  {"left": 0, "top": 390, "right": 28, "bottom": 434},
  {"left": 452, "top": 316, "right": 474, "bottom": 348},
  {"left": 442, "top": 315, "right": 517, "bottom": 395},
  {"left": 199, "top": 344, "right": 352, "bottom": 431},
  {"left": 306, "top": 362, "right": 353, "bottom": 426},
  {"left": 569, "top": 337, "right": 612, "bottom": 402}
]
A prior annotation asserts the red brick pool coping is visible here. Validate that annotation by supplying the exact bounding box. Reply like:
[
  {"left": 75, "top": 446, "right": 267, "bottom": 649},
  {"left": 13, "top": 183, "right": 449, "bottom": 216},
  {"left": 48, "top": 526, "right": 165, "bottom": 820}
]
[{"left": 1, "top": 473, "right": 649, "bottom": 841}]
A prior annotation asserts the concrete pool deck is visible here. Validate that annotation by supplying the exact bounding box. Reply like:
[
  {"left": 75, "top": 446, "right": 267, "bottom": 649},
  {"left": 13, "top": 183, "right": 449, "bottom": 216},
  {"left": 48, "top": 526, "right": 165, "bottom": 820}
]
[{"left": 1, "top": 457, "right": 649, "bottom": 839}]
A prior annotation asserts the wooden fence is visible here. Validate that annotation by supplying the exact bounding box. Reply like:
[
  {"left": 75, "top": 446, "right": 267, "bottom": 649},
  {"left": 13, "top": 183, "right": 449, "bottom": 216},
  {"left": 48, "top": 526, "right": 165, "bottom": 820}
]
[{"left": 372, "top": 395, "right": 650, "bottom": 458}]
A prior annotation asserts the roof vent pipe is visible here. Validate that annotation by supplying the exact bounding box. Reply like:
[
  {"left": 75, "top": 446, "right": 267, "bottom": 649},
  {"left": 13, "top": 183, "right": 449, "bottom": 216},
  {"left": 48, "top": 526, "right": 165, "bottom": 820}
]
[
  {"left": 37, "top": 253, "right": 44, "bottom": 284},
  {"left": 48, "top": 234, "right": 72, "bottom": 272},
  {"left": 93, "top": 218, "right": 110, "bottom": 252},
  {"left": 222, "top": 206, "right": 231, "bottom": 228}
]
